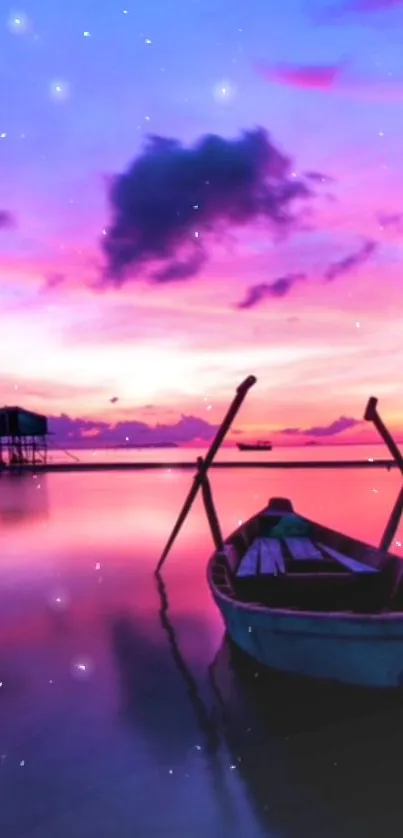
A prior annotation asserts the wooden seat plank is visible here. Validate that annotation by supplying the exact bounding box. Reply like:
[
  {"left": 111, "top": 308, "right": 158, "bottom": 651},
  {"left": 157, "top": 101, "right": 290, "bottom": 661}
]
[
  {"left": 285, "top": 537, "right": 324, "bottom": 561},
  {"left": 236, "top": 539, "right": 260, "bottom": 577},
  {"left": 259, "top": 538, "right": 286, "bottom": 576},
  {"left": 317, "top": 543, "right": 378, "bottom": 574}
]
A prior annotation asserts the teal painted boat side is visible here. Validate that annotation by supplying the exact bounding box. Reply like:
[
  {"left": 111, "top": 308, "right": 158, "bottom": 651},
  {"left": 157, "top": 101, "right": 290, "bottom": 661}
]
[{"left": 210, "top": 589, "right": 403, "bottom": 688}]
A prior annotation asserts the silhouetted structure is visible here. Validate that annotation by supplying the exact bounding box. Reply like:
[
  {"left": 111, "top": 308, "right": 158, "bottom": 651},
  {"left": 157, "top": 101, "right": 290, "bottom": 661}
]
[{"left": 0, "top": 406, "right": 48, "bottom": 467}]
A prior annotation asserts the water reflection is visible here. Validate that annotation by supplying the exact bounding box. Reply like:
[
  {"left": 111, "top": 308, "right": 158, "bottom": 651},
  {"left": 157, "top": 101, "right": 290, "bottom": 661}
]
[
  {"left": 0, "top": 464, "right": 402, "bottom": 837},
  {"left": 0, "top": 472, "right": 49, "bottom": 527},
  {"left": 210, "top": 638, "right": 403, "bottom": 838}
]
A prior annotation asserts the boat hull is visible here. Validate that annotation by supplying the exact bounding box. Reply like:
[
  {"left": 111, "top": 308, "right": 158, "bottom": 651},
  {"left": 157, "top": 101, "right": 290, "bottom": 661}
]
[
  {"left": 237, "top": 444, "right": 272, "bottom": 451},
  {"left": 212, "top": 590, "right": 403, "bottom": 688}
]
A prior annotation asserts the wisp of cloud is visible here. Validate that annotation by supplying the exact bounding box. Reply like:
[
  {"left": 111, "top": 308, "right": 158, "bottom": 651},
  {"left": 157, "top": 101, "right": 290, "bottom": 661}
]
[
  {"left": 324, "top": 240, "right": 377, "bottom": 281},
  {"left": 236, "top": 273, "right": 306, "bottom": 309}
]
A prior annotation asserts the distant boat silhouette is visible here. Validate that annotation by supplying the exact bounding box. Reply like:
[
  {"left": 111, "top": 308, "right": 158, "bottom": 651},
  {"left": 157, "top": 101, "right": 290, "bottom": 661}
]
[{"left": 237, "top": 440, "right": 272, "bottom": 452}]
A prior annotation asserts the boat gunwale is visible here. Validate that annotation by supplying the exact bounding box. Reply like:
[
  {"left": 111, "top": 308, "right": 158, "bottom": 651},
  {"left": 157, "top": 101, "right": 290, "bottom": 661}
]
[{"left": 206, "top": 507, "right": 403, "bottom": 625}]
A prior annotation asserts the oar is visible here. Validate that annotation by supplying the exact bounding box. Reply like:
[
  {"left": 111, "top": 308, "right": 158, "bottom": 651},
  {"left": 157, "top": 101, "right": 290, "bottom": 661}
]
[
  {"left": 364, "top": 396, "right": 403, "bottom": 552},
  {"left": 155, "top": 375, "right": 257, "bottom": 573}
]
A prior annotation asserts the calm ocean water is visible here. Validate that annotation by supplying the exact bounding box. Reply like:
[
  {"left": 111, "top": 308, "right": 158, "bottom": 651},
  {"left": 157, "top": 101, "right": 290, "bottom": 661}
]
[
  {"left": 1, "top": 447, "right": 403, "bottom": 837},
  {"left": 48, "top": 442, "right": 390, "bottom": 465}
]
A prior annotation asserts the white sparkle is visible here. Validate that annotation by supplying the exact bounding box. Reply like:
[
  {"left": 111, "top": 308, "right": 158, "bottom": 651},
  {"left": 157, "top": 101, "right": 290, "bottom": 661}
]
[
  {"left": 378, "top": 130, "right": 384, "bottom": 137},
  {"left": 7, "top": 12, "right": 29, "bottom": 34},
  {"left": 95, "top": 562, "right": 101, "bottom": 571},
  {"left": 194, "top": 231, "right": 199, "bottom": 238},
  {"left": 145, "top": 38, "right": 152, "bottom": 44},
  {"left": 0, "top": 133, "right": 6, "bottom": 139},
  {"left": 145, "top": 115, "right": 151, "bottom": 121},
  {"left": 83, "top": 31, "right": 91, "bottom": 38},
  {"left": 72, "top": 656, "right": 92, "bottom": 678},
  {"left": 355, "top": 321, "right": 360, "bottom": 328},
  {"left": 50, "top": 80, "right": 70, "bottom": 100},
  {"left": 20, "top": 760, "right": 25, "bottom": 767},
  {"left": 51, "top": 591, "right": 68, "bottom": 610},
  {"left": 213, "top": 79, "right": 236, "bottom": 103}
]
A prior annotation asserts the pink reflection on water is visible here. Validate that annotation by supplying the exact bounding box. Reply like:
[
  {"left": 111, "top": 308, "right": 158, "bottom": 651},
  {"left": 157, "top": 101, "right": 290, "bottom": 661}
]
[
  {"left": 0, "top": 463, "right": 401, "bottom": 646},
  {"left": 0, "top": 462, "right": 402, "bottom": 835}
]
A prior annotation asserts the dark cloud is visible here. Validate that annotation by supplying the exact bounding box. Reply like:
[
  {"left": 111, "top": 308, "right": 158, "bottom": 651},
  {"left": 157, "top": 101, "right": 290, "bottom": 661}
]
[
  {"left": 152, "top": 249, "right": 206, "bottom": 282},
  {"left": 236, "top": 273, "right": 305, "bottom": 309},
  {"left": 304, "top": 171, "right": 335, "bottom": 184},
  {"left": 101, "top": 129, "right": 313, "bottom": 285},
  {"left": 324, "top": 240, "right": 377, "bottom": 281},
  {"left": 0, "top": 210, "right": 15, "bottom": 229},
  {"left": 256, "top": 62, "right": 343, "bottom": 90},
  {"left": 48, "top": 413, "right": 219, "bottom": 448},
  {"left": 280, "top": 416, "right": 361, "bottom": 437}
]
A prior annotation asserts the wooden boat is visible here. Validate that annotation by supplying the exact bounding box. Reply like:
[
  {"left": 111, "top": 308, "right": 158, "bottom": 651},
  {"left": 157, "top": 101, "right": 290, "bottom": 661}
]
[
  {"left": 237, "top": 440, "right": 272, "bottom": 451},
  {"left": 207, "top": 496, "right": 403, "bottom": 688},
  {"left": 157, "top": 380, "right": 403, "bottom": 689}
]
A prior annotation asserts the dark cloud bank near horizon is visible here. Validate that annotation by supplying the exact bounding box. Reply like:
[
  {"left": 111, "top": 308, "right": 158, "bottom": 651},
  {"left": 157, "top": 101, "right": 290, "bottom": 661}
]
[
  {"left": 281, "top": 416, "right": 361, "bottom": 437},
  {"left": 101, "top": 128, "right": 313, "bottom": 285},
  {"left": 49, "top": 413, "right": 220, "bottom": 448},
  {"left": 48, "top": 412, "right": 361, "bottom": 448}
]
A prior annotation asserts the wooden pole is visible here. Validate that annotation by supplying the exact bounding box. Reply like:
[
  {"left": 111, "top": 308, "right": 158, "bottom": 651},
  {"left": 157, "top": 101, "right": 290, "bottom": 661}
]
[
  {"left": 364, "top": 397, "right": 403, "bottom": 470},
  {"left": 156, "top": 375, "right": 256, "bottom": 573},
  {"left": 364, "top": 396, "right": 403, "bottom": 552},
  {"left": 197, "top": 457, "right": 224, "bottom": 551}
]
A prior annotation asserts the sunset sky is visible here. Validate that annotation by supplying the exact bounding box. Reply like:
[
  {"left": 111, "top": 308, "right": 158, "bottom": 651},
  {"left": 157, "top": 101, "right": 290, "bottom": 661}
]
[{"left": 1, "top": 0, "right": 403, "bottom": 446}]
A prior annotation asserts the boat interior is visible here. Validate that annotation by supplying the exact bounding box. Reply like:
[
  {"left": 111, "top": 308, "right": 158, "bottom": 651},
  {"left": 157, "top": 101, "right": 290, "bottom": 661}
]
[{"left": 211, "top": 497, "right": 403, "bottom": 614}]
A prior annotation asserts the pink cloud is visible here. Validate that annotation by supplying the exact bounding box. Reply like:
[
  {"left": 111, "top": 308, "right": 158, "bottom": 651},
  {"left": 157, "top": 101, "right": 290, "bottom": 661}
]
[
  {"left": 256, "top": 62, "right": 343, "bottom": 90},
  {"left": 256, "top": 61, "right": 403, "bottom": 103}
]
